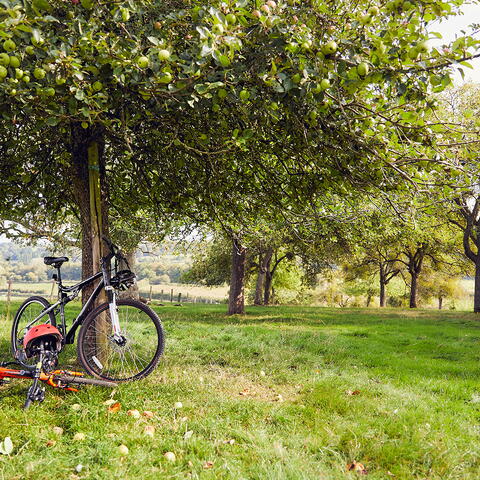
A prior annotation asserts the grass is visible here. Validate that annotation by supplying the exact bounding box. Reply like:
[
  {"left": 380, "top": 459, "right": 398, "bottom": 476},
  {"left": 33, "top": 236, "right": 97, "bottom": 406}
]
[{"left": 0, "top": 303, "right": 479, "bottom": 479}]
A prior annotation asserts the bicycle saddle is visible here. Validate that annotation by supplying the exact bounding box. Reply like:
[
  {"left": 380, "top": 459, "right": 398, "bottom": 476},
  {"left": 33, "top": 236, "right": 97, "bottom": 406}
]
[{"left": 44, "top": 256, "right": 69, "bottom": 267}]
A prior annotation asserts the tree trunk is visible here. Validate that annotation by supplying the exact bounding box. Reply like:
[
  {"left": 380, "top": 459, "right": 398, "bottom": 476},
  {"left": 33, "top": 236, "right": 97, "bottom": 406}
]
[
  {"left": 409, "top": 273, "right": 418, "bottom": 309},
  {"left": 379, "top": 274, "right": 386, "bottom": 307},
  {"left": 119, "top": 251, "right": 140, "bottom": 300},
  {"left": 228, "top": 238, "right": 246, "bottom": 315},
  {"left": 366, "top": 294, "right": 372, "bottom": 307},
  {"left": 254, "top": 258, "right": 265, "bottom": 306},
  {"left": 71, "top": 122, "right": 108, "bottom": 306},
  {"left": 438, "top": 296, "right": 443, "bottom": 310},
  {"left": 475, "top": 258, "right": 480, "bottom": 313},
  {"left": 263, "top": 250, "right": 274, "bottom": 305}
]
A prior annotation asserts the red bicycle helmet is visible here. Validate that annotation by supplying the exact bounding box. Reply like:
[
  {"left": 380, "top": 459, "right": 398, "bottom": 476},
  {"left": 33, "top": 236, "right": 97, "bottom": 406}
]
[{"left": 23, "top": 324, "right": 63, "bottom": 358}]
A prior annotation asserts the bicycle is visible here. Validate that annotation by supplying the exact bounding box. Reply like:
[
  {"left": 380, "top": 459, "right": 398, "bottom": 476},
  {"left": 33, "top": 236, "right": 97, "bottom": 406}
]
[{"left": 11, "top": 237, "right": 165, "bottom": 383}]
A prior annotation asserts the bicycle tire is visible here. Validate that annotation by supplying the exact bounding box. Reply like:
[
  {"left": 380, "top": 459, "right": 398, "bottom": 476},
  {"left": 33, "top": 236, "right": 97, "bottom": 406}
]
[
  {"left": 77, "top": 299, "right": 164, "bottom": 382},
  {"left": 11, "top": 296, "right": 56, "bottom": 364},
  {"left": 53, "top": 374, "right": 117, "bottom": 388}
]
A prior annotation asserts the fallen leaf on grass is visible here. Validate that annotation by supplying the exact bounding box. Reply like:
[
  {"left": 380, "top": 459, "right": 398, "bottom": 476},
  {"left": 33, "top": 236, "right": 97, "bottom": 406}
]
[
  {"left": 127, "top": 409, "right": 140, "bottom": 419},
  {"left": 387, "top": 472, "right": 395, "bottom": 477},
  {"left": 239, "top": 388, "right": 250, "bottom": 396},
  {"left": 346, "top": 390, "right": 361, "bottom": 396},
  {"left": 108, "top": 402, "right": 122, "bottom": 413},
  {"left": 222, "top": 439, "right": 235, "bottom": 445},
  {"left": 184, "top": 430, "right": 193, "bottom": 440},
  {"left": 52, "top": 427, "right": 64, "bottom": 436},
  {"left": 103, "top": 399, "right": 117, "bottom": 406},
  {"left": 347, "top": 461, "right": 368, "bottom": 474},
  {"left": 46, "top": 440, "right": 56, "bottom": 447},
  {"left": 274, "top": 394, "right": 284, "bottom": 402},
  {"left": 142, "top": 411, "right": 154, "bottom": 418},
  {"left": 203, "top": 461, "right": 214, "bottom": 469}
]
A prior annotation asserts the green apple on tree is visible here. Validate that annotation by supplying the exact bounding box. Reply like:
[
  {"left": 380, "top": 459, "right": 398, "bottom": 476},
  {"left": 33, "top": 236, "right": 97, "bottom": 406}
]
[
  {"left": 9, "top": 56, "right": 20, "bottom": 68},
  {"left": 158, "top": 72, "right": 172, "bottom": 84},
  {"left": 357, "top": 62, "right": 369, "bottom": 77},
  {"left": 321, "top": 41, "right": 337, "bottom": 55},
  {"left": 158, "top": 49, "right": 171, "bottom": 61},
  {"left": 3, "top": 39, "right": 16, "bottom": 52},
  {"left": 226, "top": 13, "right": 237, "bottom": 24},
  {"left": 33, "top": 67, "right": 46, "bottom": 79},
  {"left": 320, "top": 78, "right": 331, "bottom": 90},
  {"left": 136, "top": 56, "right": 150, "bottom": 69},
  {"left": 239, "top": 89, "right": 250, "bottom": 101}
]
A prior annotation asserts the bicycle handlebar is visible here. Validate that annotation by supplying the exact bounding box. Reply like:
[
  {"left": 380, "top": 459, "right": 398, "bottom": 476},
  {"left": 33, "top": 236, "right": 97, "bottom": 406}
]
[{"left": 102, "top": 236, "right": 130, "bottom": 268}]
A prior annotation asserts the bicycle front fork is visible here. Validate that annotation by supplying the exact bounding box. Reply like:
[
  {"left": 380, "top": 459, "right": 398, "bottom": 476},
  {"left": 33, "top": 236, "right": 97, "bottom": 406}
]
[{"left": 106, "top": 287, "right": 122, "bottom": 341}]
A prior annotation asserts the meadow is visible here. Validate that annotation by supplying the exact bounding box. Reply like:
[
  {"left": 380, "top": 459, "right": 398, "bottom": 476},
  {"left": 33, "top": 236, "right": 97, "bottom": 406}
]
[{"left": 0, "top": 303, "right": 478, "bottom": 479}]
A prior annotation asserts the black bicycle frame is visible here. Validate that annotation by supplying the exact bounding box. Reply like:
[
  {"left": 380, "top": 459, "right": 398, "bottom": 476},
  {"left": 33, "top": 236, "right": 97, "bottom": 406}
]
[{"left": 28, "top": 253, "right": 115, "bottom": 345}]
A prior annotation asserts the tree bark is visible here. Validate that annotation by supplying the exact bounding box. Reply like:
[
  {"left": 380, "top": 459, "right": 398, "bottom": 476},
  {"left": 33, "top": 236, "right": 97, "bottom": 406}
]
[
  {"left": 254, "top": 256, "right": 265, "bottom": 306},
  {"left": 409, "top": 273, "right": 418, "bottom": 309},
  {"left": 228, "top": 238, "right": 246, "bottom": 315},
  {"left": 438, "top": 296, "right": 443, "bottom": 310},
  {"left": 263, "top": 250, "right": 274, "bottom": 305},
  {"left": 379, "top": 271, "right": 386, "bottom": 307},
  {"left": 71, "top": 122, "right": 108, "bottom": 306},
  {"left": 475, "top": 258, "right": 480, "bottom": 313}
]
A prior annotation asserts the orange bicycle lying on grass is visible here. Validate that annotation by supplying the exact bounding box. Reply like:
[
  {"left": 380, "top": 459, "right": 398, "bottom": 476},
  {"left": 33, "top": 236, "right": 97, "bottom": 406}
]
[{"left": 0, "top": 323, "right": 117, "bottom": 408}]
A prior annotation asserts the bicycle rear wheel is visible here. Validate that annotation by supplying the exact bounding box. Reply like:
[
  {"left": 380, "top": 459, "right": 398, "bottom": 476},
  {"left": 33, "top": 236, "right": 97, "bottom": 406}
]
[
  {"left": 77, "top": 299, "right": 164, "bottom": 382},
  {"left": 11, "top": 296, "right": 56, "bottom": 366}
]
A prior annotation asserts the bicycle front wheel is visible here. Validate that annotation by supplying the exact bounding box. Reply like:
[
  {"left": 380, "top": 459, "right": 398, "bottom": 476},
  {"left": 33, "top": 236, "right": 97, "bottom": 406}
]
[
  {"left": 11, "top": 296, "right": 56, "bottom": 365},
  {"left": 77, "top": 299, "right": 164, "bottom": 382}
]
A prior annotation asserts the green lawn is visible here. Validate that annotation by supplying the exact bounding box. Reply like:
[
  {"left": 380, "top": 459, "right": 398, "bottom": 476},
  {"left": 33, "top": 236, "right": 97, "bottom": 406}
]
[{"left": 0, "top": 303, "right": 479, "bottom": 479}]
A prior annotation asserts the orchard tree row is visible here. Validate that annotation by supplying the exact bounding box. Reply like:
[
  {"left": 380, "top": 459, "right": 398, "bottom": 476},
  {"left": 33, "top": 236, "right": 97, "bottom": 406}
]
[{"left": 0, "top": 0, "right": 478, "bottom": 313}]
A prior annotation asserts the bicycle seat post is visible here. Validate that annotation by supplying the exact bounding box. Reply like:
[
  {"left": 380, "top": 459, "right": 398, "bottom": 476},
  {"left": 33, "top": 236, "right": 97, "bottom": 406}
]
[{"left": 55, "top": 265, "right": 62, "bottom": 287}]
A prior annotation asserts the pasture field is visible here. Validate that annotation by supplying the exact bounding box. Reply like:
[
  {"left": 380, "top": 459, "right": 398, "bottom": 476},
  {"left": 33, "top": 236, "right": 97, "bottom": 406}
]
[
  {"left": 0, "top": 280, "right": 229, "bottom": 303},
  {"left": 0, "top": 303, "right": 478, "bottom": 479}
]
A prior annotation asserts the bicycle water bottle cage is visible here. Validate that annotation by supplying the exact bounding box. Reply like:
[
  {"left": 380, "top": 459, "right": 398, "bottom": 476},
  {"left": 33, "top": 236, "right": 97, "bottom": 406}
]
[
  {"left": 111, "top": 270, "right": 136, "bottom": 291},
  {"left": 44, "top": 257, "right": 69, "bottom": 268},
  {"left": 23, "top": 324, "right": 63, "bottom": 358}
]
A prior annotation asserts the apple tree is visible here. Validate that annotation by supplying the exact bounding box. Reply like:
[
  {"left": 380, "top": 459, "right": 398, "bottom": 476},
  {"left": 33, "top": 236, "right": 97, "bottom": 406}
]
[{"left": 0, "top": 0, "right": 478, "bottom": 312}]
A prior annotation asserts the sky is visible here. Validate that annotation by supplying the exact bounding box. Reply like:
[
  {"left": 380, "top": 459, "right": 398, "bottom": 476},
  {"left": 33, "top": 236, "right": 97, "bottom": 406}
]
[{"left": 430, "top": 2, "right": 480, "bottom": 84}]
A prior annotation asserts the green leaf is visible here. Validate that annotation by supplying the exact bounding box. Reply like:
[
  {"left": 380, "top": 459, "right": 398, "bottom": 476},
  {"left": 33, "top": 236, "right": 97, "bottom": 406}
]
[
  {"left": 46, "top": 116, "right": 59, "bottom": 126},
  {"left": 147, "top": 36, "right": 160, "bottom": 46},
  {"left": 196, "top": 26, "right": 210, "bottom": 39}
]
